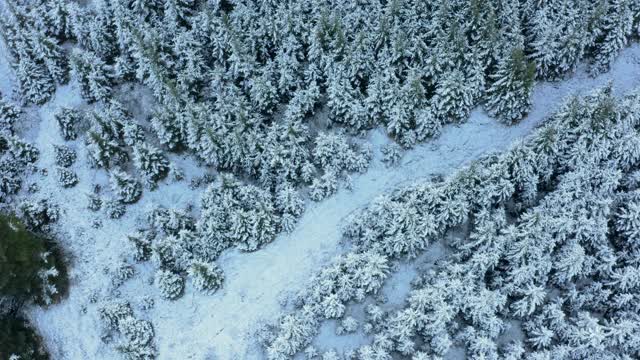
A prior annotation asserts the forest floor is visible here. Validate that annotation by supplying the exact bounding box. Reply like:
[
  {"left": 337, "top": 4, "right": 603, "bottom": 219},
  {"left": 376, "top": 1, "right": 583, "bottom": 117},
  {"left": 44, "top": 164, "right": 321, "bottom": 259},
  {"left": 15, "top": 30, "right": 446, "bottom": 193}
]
[{"left": 3, "top": 41, "right": 640, "bottom": 359}]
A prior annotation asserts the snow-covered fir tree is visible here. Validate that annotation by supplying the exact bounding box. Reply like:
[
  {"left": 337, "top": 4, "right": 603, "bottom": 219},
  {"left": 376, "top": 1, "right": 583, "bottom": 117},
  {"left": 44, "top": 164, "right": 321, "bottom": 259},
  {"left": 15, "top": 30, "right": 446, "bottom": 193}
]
[
  {"left": 54, "top": 107, "right": 81, "bottom": 141},
  {"left": 485, "top": 48, "right": 536, "bottom": 124},
  {"left": 0, "top": 97, "right": 20, "bottom": 135},
  {"left": 154, "top": 269, "right": 184, "bottom": 300},
  {"left": 109, "top": 168, "right": 142, "bottom": 204},
  {"left": 132, "top": 143, "right": 169, "bottom": 187},
  {"left": 56, "top": 167, "right": 78, "bottom": 188},
  {"left": 53, "top": 144, "right": 76, "bottom": 167},
  {"left": 70, "top": 48, "right": 113, "bottom": 103},
  {"left": 187, "top": 260, "right": 224, "bottom": 295}
]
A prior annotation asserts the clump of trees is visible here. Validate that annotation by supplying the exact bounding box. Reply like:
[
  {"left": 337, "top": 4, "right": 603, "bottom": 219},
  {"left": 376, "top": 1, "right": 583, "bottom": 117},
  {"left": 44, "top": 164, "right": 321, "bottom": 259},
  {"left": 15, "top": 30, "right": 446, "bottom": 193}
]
[
  {"left": 98, "top": 300, "right": 155, "bottom": 359},
  {"left": 264, "top": 86, "right": 640, "bottom": 359}
]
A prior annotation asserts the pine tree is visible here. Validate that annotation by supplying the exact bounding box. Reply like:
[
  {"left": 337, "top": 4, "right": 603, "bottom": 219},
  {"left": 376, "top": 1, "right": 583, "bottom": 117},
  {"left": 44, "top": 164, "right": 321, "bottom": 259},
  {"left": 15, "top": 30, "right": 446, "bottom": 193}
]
[
  {"left": 42, "top": 0, "right": 71, "bottom": 41},
  {"left": 85, "top": 131, "right": 127, "bottom": 169},
  {"left": 198, "top": 175, "right": 280, "bottom": 254},
  {"left": 154, "top": 269, "right": 184, "bottom": 300},
  {"left": 110, "top": 169, "right": 142, "bottom": 204},
  {"left": 27, "top": 30, "right": 68, "bottom": 84},
  {"left": 53, "top": 144, "right": 76, "bottom": 167},
  {"left": 528, "top": 2, "right": 588, "bottom": 80},
  {"left": 0, "top": 98, "right": 21, "bottom": 135},
  {"left": 431, "top": 69, "right": 475, "bottom": 124},
  {"left": 132, "top": 143, "right": 170, "bottom": 187},
  {"left": 15, "top": 57, "right": 55, "bottom": 105},
  {"left": 590, "top": 0, "right": 634, "bottom": 74},
  {"left": 187, "top": 260, "right": 224, "bottom": 295},
  {"left": 54, "top": 107, "right": 81, "bottom": 141},
  {"left": 150, "top": 104, "right": 187, "bottom": 151},
  {"left": 86, "top": 1, "right": 118, "bottom": 61},
  {"left": 485, "top": 48, "right": 536, "bottom": 124},
  {"left": 259, "top": 120, "right": 311, "bottom": 187},
  {"left": 70, "top": 48, "right": 113, "bottom": 103}
]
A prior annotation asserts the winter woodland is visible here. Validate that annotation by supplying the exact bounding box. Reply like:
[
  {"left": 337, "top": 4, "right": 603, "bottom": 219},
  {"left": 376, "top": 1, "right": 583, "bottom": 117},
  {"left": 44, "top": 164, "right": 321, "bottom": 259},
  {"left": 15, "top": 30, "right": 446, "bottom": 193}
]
[{"left": 0, "top": 0, "right": 639, "bottom": 359}]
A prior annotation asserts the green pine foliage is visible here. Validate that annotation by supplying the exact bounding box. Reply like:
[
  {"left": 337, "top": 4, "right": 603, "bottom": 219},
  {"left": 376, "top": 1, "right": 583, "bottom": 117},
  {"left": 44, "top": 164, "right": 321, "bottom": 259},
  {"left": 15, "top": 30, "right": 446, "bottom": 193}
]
[
  {"left": 0, "top": 316, "right": 49, "bottom": 360},
  {"left": 0, "top": 214, "right": 67, "bottom": 304}
]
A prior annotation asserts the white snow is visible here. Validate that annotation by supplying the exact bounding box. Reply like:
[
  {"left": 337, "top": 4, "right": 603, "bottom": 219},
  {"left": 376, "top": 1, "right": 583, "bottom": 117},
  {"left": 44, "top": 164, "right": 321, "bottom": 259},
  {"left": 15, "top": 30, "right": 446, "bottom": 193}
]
[{"left": 4, "top": 43, "right": 640, "bottom": 360}]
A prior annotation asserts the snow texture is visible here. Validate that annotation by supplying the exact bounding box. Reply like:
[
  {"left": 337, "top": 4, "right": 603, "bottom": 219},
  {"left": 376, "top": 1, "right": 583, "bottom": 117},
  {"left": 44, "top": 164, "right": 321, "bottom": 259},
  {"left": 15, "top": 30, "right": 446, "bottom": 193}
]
[{"left": 10, "top": 43, "right": 640, "bottom": 359}]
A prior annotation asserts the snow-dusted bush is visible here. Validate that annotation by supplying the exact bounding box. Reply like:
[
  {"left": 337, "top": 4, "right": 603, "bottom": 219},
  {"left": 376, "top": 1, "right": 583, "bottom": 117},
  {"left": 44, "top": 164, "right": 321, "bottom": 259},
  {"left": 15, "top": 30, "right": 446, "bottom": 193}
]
[
  {"left": 321, "top": 349, "right": 340, "bottom": 360},
  {"left": 148, "top": 207, "right": 195, "bottom": 237},
  {"left": 53, "top": 145, "right": 76, "bottom": 167},
  {"left": 321, "top": 294, "right": 345, "bottom": 319},
  {"left": 117, "top": 317, "right": 155, "bottom": 359},
  {"left": 168, "top": 164, "right": 184, "bottom": 182},
  {"left": 313, "top": 133, "right": 371, "bottom": 174},
  {"left": 56, "top": 167, "right": 79, "bottom": 188},
  {"left": 187, "top": 261, "right": 224, "bottom": 295},
  {"left": 154, "top": 270, "right": 184, "bottom": 300},
  {"left": 266, "top": 308, "right": 318, "bottom": 360},
  {"left": 337, "top": 316, "right": 358, "bottom": 335},
  {"left": 151, "top": 234, "right": 192, "bottom": 272},
  {"left": 99, "top": 301, "right": 135, "bottom": 330},
  {"left": 128, "top": 231, "right": 153, "bottom": 263},
  {"left": 112, "top": 263, "right": 135, "bottom": 287},
  {"left": 54, "top": 108, "right": 82, "bottom": 141}
]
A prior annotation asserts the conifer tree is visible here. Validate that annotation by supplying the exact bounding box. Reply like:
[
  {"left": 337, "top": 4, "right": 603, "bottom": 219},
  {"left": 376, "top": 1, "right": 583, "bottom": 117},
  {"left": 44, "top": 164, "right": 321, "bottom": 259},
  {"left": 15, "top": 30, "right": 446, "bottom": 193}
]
[
  {"left": 132, "top": 143, "right": 170, "bottom": 187},
  {"left": 590, "top": 0, "right": 634, "bottom": 74},
  {"left": 110, "top": 169, "right": 142, "bottom": 204},
  {"left": 154, "top": 269, "right": 184, "bottom": 300},
  {"left": 70, "top": 48, "right": 113, "bottom": 103},
  {"left": 54, "top": 108, "right": 81, "bottom": 141},
  {"left": 15, "top": 57, "right": 55, "bottom": 105},
  {"left": 187, "top": 261, "right": 224, "bottom": 295},
  {"left": 485, "top": 48, "right": 536, "bottom": 124},
  {"left": 0, "top": 98, "right": 20, "bottom": 135}
]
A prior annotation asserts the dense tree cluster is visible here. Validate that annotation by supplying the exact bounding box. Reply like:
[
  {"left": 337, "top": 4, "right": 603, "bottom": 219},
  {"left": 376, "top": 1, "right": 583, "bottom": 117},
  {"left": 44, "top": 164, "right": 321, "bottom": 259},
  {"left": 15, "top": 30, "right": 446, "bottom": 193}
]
[
  {"left": 265, "top": 86, "right": 640, "bottom": 358},
  {"left": 98, "top": 300, "right": 156, "bottom": 359},
  {"left": 0, "top": 214, "right": 68, "bottom": 359},
  {"left": 0, "top": 0, "right": 68, "bottom": 105},
  {"left": 2, "top": 2, "right": 638, "bottom": 303},
  {"left": 125, "top": 206, "right": 228, "bottom": 300},
  {"left": 4, "top": 0, "right": 635, "bottom": 210},
  {"left": 0, "top": 134, "right": 37, "bottom": 204}
]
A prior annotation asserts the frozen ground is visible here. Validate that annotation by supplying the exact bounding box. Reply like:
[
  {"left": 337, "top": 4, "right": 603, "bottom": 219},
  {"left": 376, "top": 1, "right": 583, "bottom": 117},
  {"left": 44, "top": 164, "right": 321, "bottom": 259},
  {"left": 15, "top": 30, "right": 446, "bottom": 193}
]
[{"left": 2, "top": 43, "right": 638, "bottom": 359}]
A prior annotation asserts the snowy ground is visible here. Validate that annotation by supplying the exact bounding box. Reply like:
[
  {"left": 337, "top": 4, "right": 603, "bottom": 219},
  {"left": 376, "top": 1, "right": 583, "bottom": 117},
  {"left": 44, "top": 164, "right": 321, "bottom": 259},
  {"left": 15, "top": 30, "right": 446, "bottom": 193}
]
[{"left": 4, "top": 43, "right": 639, "bottom": 359}]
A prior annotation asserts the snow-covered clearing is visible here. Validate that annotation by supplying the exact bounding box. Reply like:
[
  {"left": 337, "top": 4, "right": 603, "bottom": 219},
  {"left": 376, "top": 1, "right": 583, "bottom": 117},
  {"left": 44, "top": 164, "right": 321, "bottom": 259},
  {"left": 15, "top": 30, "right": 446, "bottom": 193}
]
[{"left": 6, "top": 43, "right": 640, "bottom": 359}]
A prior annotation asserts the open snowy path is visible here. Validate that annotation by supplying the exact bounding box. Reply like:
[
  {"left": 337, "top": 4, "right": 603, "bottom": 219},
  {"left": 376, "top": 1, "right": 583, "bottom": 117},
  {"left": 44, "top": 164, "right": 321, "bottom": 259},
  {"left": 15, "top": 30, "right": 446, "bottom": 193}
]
[{"left": 11, "top": 44, "right": 640, "bottom": 359}]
